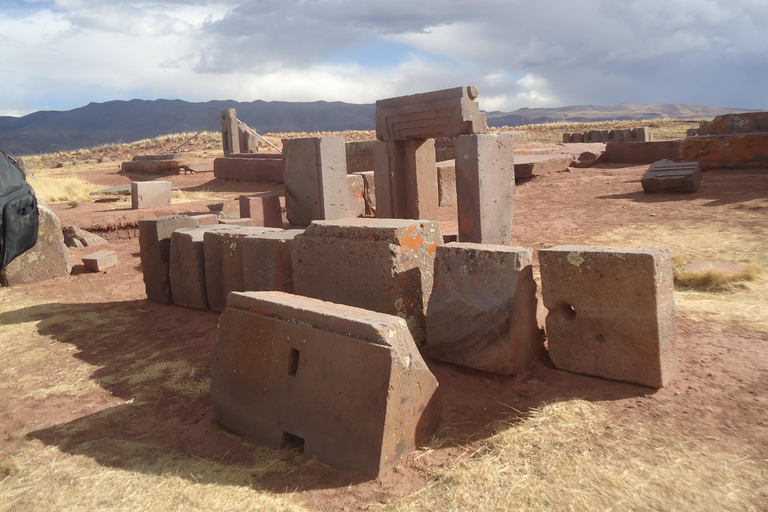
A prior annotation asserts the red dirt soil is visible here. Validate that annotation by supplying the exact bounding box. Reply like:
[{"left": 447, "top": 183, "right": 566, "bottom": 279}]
[{"left": 2, "top": 162, "right": 767, "bottom": 510}]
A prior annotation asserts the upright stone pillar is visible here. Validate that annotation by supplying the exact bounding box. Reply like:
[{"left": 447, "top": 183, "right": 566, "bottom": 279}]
[
  {"left": 282, "top": 136, "right": 349, "bottom": 226},
  {"left": 221, "top": 108, "right": 240, "bottom": 156},
  {"left": 374, "top": 139, "right": 438, "bottom": 220},
  {"left": 455, "top": 133, "right": 515, "bottom": 245}
]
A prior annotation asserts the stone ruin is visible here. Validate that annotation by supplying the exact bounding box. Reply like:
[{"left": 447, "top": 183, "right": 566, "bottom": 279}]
[
  {"left": 134, "top": 86, "right": 680, "bottom": 477},
  {"left": 563, "top": 127, "right": 650, "bottom": 143}
]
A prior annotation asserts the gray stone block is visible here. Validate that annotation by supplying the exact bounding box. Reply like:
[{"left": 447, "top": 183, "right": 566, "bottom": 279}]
[
  {"left": 242, "top": 229, "right": 304, "bottom": 293},
  {"left": 641, "top": 160, "right": 702, "bottom": 193},
  {"left": 138, "top": 215, "right": 199, "bottom": 304},
  {"left": 131, "top": 181, "right": 172, "bottom": 209}
]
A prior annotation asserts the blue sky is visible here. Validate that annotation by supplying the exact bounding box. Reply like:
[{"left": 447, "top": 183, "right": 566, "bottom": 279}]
[{"left": 1, "top": 0, "right": 767, "bottom": 117}]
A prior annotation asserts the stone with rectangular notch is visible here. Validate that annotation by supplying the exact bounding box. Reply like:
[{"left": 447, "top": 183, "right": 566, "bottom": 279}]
[
  {"left": 291, "top": 218, "right": 442, "bottom": 345},
  {"left": 539, "top": 246, "right": 678, "bottom": 388},
  {"left": 210, "top": 291, "right": 440, "bottom": 478},
  {"left": 131, "top": 181, "right": 172, "bottom": 209},
  {"left": 642, "top": 159, "right": 701, "bottom": 193},
  {"left": 374, "top": 139, "right": 438, "bottom": 220},
  {"left": 375, "top": 86, "right": 487, "bottom": 142}
]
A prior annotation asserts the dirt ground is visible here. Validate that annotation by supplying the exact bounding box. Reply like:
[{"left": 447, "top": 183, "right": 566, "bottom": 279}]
[{"left": 2, "top": 160, "right": 768, "bottom": 510}]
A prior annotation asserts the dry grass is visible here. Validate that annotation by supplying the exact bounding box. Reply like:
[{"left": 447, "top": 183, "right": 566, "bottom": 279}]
[
  {"left": 674, "top": 260, "right": 763, "bottom": 292},
  {"left": 492, "top": 118, "right": 707, "bottom": 144},
  {"left": 26, "top": 175, "right": 98, "bottom": 204},
  {"left": 587, "top": 222, "right": 768, "bottom": 332},
  {"left": 387, "top": 400, "right": 767, "bottom": 512}
]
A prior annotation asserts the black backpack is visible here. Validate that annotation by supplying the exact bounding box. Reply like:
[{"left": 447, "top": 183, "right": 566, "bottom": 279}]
[{"left": 0, "top": 150, "right": 39, "bottom": 269}]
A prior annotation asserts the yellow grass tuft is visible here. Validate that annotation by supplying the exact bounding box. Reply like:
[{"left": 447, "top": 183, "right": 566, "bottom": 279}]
[
  {"left": 26, "top": 175, "right": 98, "bottom": 204},
  {"left": 674, "top": 260, "right": 763, "bottom": 292},
  {"left": 388, "top": 400, "right": 767, "bottom": 512}
]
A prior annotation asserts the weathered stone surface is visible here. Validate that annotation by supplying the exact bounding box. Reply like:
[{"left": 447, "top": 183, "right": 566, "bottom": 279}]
[
  {"left": 436, "top": 160, "right": 457, "bottom": 207},
  {"left": 131, "top": 181, "right": 172, "bottom": 209},
  {"left": 121, "top": 154, "right": 214, "bottom": 174},
  {"left": 207, "top": 202, "right": 239, "bottom": 218},
  {"left": 642, "top": 160, "right": 702, "bottom": 193},
  {"left": 709, "top": 112, "right": 768, "bottom": 135},
  {"left": 283, "top": 136, "right": 349, "bottom": 225},
  {"left": 204, "top": 226, "right": 284, "bottom": 312},
  {"left": 455, "top": 133, "right": 515, "bottom": 245},
  {"left": 347, "top": 174, "right": 366, "bottom": 218},
  {"left": 514, "top": 154, "right": 573, "bottom": 180},
  {"left": 374, "top": 139, "right": 439, "bottom": 220},
  {"left": 242, "top": 229, "right": 303, "bottom": 293},
  {"left": 239, "top": 193, "right": 283, "bottom": 228},
  {"left": 169, "top": 225, "right": 234, "bottom": 310},
  {"left": 63, "top": 226, "right": 107, "bottom": 248},
  {"left": 82, "top": 250, "right": 117, "bottom": 272},
  {"left": 218, "top": 217, "right": 253, "bottom": 227},
  {"left": 376, "top": 86, "right": 487, "bottom": 142},
  {"left": 605, "top": 141, "right": 682, "bottom": 164},
  {"left": 346, "top": 141, "right": 377, "bottom": 174},
  {"left": 210, "top": 291, "right": 440, "bottom": 477},
  {"left": 354, "top": 171, "right": 376, "bottom": 217},
  {"left": 138, "top": 215, "right": 198, "bottom": 304},
  {"left": 539, "top": 246, "right": 678, "bottom": 388},
  {"left": 558, "top": 143, "right": 606, "bottom": 168},
  {"left": 221, "top": 108, "right": 240, "bottom": 156},
  {"left": 213, "top": 155, "right": 284, "bottom": 183},
  {"left": 681, "top": 133, "right": 768, "bottom": 170},
  {"left": 179, "top": 212, "right": 219, "bottom": 225},
  {"left": 426, "top": 243, "right": 542, "bottom": 374},
  {"left": 292, "top": 218, "right": 442, "bottom": 345},
  {"left": 1, "top": 202, "right": 71, "bottom": 286}
]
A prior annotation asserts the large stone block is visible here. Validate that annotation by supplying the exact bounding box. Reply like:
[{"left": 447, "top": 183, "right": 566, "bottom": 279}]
[
  {"left": 681, "top": 133, "right": 768, "bottom": 170},
  {"left": 221, "top": 108, "right": 240, "bottom": 156},
  {"left": 213, "top": 155, "right": 284, "bottom": 183},
  {"left": 242, "top": 229, "right": 304, "bottom": 293},
  {"left": 283, "top": 136, "right": 349, "bottom": 225},
  {"left": 605, "top": 141, "right": 682, "bottom": 164},
  {"left": 376, "top": 86, "right": 487, "bottom": 142},
  {"left": 131, "top": 181, "right": 172, "bottom": 209},
  {"left": 211, "top": 291, "right": 439, "bottom": 477},
  {"left": 455, "top": 133, "right": 515, "bottom": 245},
  {"left": 354, "top": 171, "right": 376, "bottom": 217},
  {"left": 437, "top": 160, "right": 457, "bottom": 207},
  {"left": 345, "top": 141, "right": 377, "bottom": 173},
  {"left": 374, "top": 139, "right": 438, "bottom": 220},
  {"left": 82, "top": 249, "right": 117, "bottom": 272},
  {"left": 426, "top": 243, "right": 542, "bottom": 374},
  {"left": 169, "top": 225, "right": 234, "bottom": 310},
  {"left": 292, "top": 218, "right": 442, "bottom": 345},
  {"left": 514, "top": 154, "right": 572, "bottom": 180},
  {"left": 239, "top": 193, "right": 283, "bottom": 228},
  {"left": 1, "top": 202, "right": 71, "bottom": 286},
  {"left": 641, "top": 160, "right": 702, "bottom": 193},
  {"left": 347, "top": 174, "right": 366, "bottom": 218},
  {"left": 204, "top": 226, "right": 284, "bottom": 312},
  {"left": 139, "top": 215, "right": 198, "bottom": 304},
  {"left": 709, "top": 111, "right": 768, "bottom": 135},
  {"left": 539, "top": 246, "right": 678, "bottom": 388}
]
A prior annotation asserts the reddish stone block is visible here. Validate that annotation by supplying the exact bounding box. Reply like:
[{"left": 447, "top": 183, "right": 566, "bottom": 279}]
[
  {"left": 455, "top": 133, "right": 515, "bottom": 245},
  {"left": 283, "top": 137, "right": 349, "bottom": 225},
  {"left": 292, "top": 218, "right": 442, "bottom": 345},
  {"left": 681, "top": 133, "right": 768, "bottom": 170},
  {"left": 203, "top": 226, "right": 284, "bottom": 312},
  {"left": 213, "top": 155, "right": 284, "bottom": 183},
  {"left": 131, "top": 181, "right": 172, "bottom": 209},
  {"left": 82, "top": 250, "right": 117, "bottom": 272},
  {"left": 374, "top": 139, "right": 439, "bottom": 220},
  {"left": 180, "top": 212, "right": 219, "bottom": 225},
  {"left": 239, "top": 193, "right": 283, "bottom": 228},
  {"left": 539, "top": 246, "right": 678, "bottom": 388},
  {"left": 353, "top": 171, "right": 376, "bottom": 217},
  {"left": 210, "top": 291, "right": 440, "bottom": 477},
  {"left": 139, "top": 215, "right": 198, "bottom": 304},
  {"left": 242, "top": 229, "right": 304, "bottom": 292},
  {"left": 605, "top": 141, "right": 682, "bottom": 164},
  {"left": 426, "top": 243, "right": 542, "bottom": 374},
  {"left": 346, "top": 141, "right": 377, "bottom": 173},
  {"left": 437, "top": 160, "right": 457, "bottom": 207},
  {"left": 347, "top": 174, "right": 366, "bottom": 217},
  {"left": 514, "top": 154, "right": 572, "bottom": 180},
  {"left": 709, "top": 112, "right": 768, "bottom": 135},
  {"left": 376, "top": 86, "right": 487, "bottom": 141},
  {"left": 218, "top": 217, "right": 253, "bottom": 226}
]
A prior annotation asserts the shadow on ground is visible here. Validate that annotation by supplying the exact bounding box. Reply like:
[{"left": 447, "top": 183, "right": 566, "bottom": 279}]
[{"left": 1, "top": 298, "right": 653, "bottom": 492}]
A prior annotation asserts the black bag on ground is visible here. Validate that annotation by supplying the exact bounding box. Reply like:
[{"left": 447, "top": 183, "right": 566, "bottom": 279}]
[{"left": 0, "top": 150, "right": 39, "bottom": 269}]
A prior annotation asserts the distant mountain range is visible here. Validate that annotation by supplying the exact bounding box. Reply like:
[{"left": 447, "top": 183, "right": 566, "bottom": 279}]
[{"left": 0, "top": 99, "right": 754, "bottom": 155}]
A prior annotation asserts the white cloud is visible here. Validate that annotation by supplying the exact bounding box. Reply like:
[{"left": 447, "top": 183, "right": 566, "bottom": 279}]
[{"left": 1, "top": 0, "right": 767, "bottom": 116}]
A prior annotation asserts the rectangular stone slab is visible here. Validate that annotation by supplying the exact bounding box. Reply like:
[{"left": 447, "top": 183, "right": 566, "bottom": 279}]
[
  {"left": 131, "top": 181, "right": 172, "bottom": 209},
  {"left": 169, "top": 225, "right": 234, "bottom": 310},
  {"left": 642, "top": 160, "right": 702, "bottom": 193},
  {"left": 373, "top": 139, "right": 438, "bottom": 220},
  {"left": 239, "top": 193, "right": 283, "bottom": 227},
  {"left": 539, "top": 246, "right": 678, "bottom": 388},
  {"left": 213, "top": 155, "right": 284, "bottom": 183},
  {"left": 291, "top": 218, "right": 442, "bottom": 345},
  {"left": 426, "top": 243, "right": 542, "bottom": 374},
  {"left": 203, "top": 226, "right": 284, "bottom": 312},
  {"left": 283, "top": 136, "right": 349, "bottom": 225},
  {"left": 681, "top": 133, "right": 768, "bottom": 170},
  {"left": 375, "top": 86, "right": 487, "bottom": 142},
  {"left": 347, "top": 173, "right": 366, "bottom": 218},
  {"left": 139, "top": 215, "right": 198, "bottom": 304},
  {"left": 455, "top": 133, "right": 515, "bottom": 245},
  {"left": 210, "top": 291, "right": 440, "bottom": 478},
  {"left": 242, "top": 229, "right": 304, "bottom": 293},
  {"left": 82, "top": 250, "right": 117, "bottom": 272}
]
